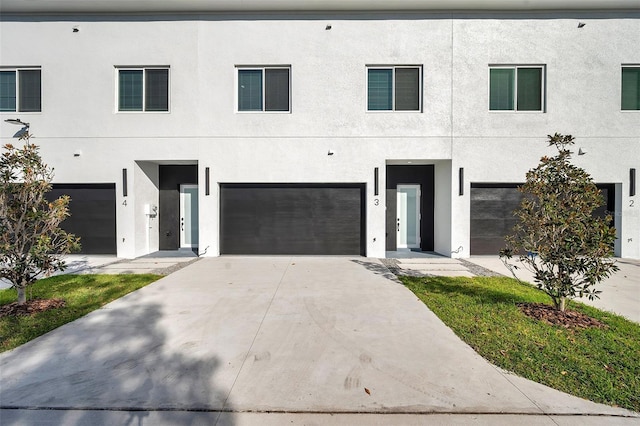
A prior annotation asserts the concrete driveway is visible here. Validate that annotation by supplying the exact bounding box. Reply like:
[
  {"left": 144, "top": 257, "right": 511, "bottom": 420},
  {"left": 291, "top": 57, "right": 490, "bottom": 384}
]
[{"left": 0, "top": 257, "right": 637, "bottom": 425}]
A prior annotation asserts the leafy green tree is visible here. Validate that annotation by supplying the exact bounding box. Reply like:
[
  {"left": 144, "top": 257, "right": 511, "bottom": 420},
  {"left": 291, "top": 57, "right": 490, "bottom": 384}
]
[
  {"left": 0, "top": 128, "right": 80, "bottom": 305},
  {"left": 500, "top": 133, "right": 618, "bottom": 312}
]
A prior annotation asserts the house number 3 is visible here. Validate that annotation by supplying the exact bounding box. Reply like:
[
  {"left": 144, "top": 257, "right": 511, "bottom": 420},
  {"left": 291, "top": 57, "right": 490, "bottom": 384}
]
[{"left": 374, "top": 198, "right": 379, "bottom": 206}]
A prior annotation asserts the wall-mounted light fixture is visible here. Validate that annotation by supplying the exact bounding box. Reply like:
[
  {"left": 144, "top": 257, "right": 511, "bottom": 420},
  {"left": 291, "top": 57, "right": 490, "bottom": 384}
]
[
  {"left": 73, "top": 150, "right": 82, "bottom": 157},
  {"left": 577, "top": 22, "right": 586, "bottom": 28},
  {"left": 325, "top": 24, "right": 332, "bottom": 30},
  {"left": 327, "top": 150, "right": 334, "bottom": 156},
  {"left": 122, "top": 168, "right": 128, "bottom": 197},
  {"left": 4, "top": 118, "right": 30, "bottom": 138},
  {"left": 631, "top": 168, "right": 636, "bottom": 197},
  {"left": 459, "top": 167, "right": 464, "bottom": 196},
  {"left": 205, "top": 167, "right": 210, "bottom": 196},
  {"left": 374, "top": 167, "right": 379, "bottom": 196}
]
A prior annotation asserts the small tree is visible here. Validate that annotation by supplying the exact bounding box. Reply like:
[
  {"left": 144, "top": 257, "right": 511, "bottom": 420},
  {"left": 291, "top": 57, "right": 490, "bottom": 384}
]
[
  {"left": 500, "top": 133, "right": 618, "bottom": 312},
  {"left": 0, "top": 128, "right": 80, "bottom": 305}
]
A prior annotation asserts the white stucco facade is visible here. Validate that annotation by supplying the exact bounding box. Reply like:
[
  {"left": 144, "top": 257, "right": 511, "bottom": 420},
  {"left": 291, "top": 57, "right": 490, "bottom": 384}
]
[{"left": 1, "top": 2, "right": 639, "bottom": 259}]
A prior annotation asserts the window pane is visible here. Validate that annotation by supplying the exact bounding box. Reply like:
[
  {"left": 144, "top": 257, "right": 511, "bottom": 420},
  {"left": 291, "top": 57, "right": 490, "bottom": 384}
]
[
  {"left": 265, "top": 68, "right": 290, "bottom": 112},
  {"left": 119, "top": 70, "right": 143, "bottom": 111},
  {"left": 395, "top": 68, "right": 420, "bottom": 111},
  {"left": 238, "top": 69, "right": 263, "bottom": 111},
  {"left": 622, "top": 67, "right": 640, "bottom": 110},
  {"left": 517, "top": 67, "right": 542, "bottom": 111},
  {"left": 368, "top": 69, "right": 393, "bottom": 110},
  {"left": 489, "top": 68, "right": 514, "bottom": 110},
  {"left": 18, "top": 69, "right": 41, "bottom": 112},
  {"left": 145, "top": 69, "right": 169, "bottom": 111},
  {"left": 0, "top": 71, "right": 17, "bottom": 112}
]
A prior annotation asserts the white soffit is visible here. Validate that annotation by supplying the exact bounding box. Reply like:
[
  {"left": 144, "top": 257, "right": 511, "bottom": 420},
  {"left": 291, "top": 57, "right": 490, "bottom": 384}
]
[{"left": 1, "top": 0, "right": 639, "bottom": 14}]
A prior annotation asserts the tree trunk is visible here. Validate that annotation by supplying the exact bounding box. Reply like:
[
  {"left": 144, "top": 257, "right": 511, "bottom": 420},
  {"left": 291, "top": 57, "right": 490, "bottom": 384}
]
[
  {"left": 17, "top": 286, "right": 26, "bottom": 305},
  {"left": 559, "top": 297, "right": 566, "bottom": 312}
]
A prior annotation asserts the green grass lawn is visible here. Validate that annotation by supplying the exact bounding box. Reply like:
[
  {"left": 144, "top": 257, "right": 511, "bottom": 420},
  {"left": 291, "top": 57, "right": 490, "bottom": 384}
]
[
  {"left": 400, "top": 275, "right": 640, "bottom": 412},
  {"left": 0, "top": 274, "right": 161, "bottom": 353}
]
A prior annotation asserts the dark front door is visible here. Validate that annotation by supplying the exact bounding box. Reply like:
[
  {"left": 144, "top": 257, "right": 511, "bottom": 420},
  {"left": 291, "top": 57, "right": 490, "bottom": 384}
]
[
  {"left": 385, "top": 165, "right": 435, "bottom": 251},
  {"left": 220, "top": 183, "right": 365, "bottom": 255},
  {"left": 159, "top": 165, "right": 198, "bottom": 250}
]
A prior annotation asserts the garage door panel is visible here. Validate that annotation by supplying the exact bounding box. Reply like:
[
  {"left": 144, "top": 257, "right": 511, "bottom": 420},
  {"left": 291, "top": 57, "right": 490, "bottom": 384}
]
[
  {"left": 221, "top": 184, "right": 364, "bottom": 255},
  {"left": 473, "top": 187, "right": 523, "bottom": 202},
  {"left": 471, "top": 183, "right": 615, "bottom": 255},
  {"left": 47, "top": 184, "right": 116, "bottom": 254},
  {"left": 470, "top": 218, "right": 518, "bottom": 237},
  {"left": 471, "top": 201, "right": 518, "bottom": 220},
  {"left": 470, "top": 185, "right": 524, "bottom": 255}
]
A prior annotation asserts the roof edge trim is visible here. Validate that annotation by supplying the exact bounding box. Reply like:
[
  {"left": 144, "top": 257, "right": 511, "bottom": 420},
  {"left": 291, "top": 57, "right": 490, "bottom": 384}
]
[{"left": 1, "top": 0, "right": 639, "bottom": 14}]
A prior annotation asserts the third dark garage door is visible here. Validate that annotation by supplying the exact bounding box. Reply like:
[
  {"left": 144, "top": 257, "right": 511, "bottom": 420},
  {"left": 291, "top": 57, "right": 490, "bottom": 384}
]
[
  {"left": 220, "top": 184, "right": 365, "bottom": 255},
  {"left": 470, "top": 183, "right": 616, "bottom": 255}
]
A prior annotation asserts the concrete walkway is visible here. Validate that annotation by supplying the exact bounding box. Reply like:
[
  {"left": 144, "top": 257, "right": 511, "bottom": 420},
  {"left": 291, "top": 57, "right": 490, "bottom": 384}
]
[
  {"left": 0, "top": 253, "right": 198, "bottom": 290},
  {"left": 384, "top": 253, "right": 639, "bottom": 324},
  {"left": 1, "top": 257, "right": 637, "bottom": 425},
  {"left": 467, "top": 256, "right": 640, "bottom": 323}
]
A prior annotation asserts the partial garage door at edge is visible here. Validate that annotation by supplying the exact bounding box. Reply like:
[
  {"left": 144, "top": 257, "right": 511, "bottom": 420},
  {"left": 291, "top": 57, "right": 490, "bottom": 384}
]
[
  {"left": 47, "top": 184, "right": 117, "bottom": 254},
  {"left": 220, "top": 184, "right": 365, "bottom": 255},
  {"left": 470, "top": 183, "right": 615, "bottom": 255}
]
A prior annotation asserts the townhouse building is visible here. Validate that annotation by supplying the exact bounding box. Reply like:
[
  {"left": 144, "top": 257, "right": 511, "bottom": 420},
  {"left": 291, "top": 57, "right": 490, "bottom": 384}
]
[{"left": 1, "top": 0, "right": 638, "bottom": 259}]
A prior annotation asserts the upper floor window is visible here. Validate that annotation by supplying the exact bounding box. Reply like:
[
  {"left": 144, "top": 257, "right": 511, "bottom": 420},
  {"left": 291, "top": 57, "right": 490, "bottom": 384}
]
[
  {"left": 117, "top": 67, "right": 169, "bottom": 112},
  {"left": 0, "top": 68, "right": 41, "bottom": 112},
  {"left": 237, "top": 66, "right": 290, "bottom": 112},
  {"left": 622, "top": 65, "right": 640, "bottom": 110},
  {"left": 489, "top": 65, "right": 544, "bottom": 112},
  {"left": 367, "top": 66, "right": 422, "bottom": 111}
]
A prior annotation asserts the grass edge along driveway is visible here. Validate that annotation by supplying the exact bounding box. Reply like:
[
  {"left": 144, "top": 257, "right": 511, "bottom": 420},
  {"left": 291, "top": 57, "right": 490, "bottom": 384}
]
[
  {"left": 400, "top": 275, "right": 640, "bottom": 413},
  {"left": 0, "top": 274, "right": 161, "bottom": 353}
]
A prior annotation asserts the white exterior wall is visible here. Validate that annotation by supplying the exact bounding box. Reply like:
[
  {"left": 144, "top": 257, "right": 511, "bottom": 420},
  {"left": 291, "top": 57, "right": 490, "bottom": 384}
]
[{"left": 1, "top": 10, "right": 638, "bottom": 258}]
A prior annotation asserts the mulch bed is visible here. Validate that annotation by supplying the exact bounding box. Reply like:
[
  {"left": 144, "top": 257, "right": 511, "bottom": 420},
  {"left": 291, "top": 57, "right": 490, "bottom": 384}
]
[
  {"left": 0, "top": 298, "right": 66, "bottom": 318},
  {"left": 517, "top": 302, "right": 607, "bottom": 329}
]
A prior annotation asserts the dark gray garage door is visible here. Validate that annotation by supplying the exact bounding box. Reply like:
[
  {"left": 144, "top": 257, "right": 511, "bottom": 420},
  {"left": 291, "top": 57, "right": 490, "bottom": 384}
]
[
  {"left": 220, "top": 184, "right": 365, "bottom": 255},
  {"left": 470, "top": 183, "right": 616, "bottom": 255},
  {"left": 47, "top": 184, "right": 117, "bottom": 254},
  {"left": 470, "top": 184, "right": 523, "bottom": 255}
]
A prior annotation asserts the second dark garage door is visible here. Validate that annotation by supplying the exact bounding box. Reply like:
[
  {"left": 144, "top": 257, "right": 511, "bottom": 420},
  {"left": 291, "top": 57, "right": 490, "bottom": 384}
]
[{"left": 220, "top": 184, "right": 365, "bottom": 255}]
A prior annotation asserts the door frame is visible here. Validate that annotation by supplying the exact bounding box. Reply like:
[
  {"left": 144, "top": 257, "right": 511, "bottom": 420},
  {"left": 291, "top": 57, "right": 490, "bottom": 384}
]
[
  {"left": 385, "top": 165, "right": 434, "bottom": 252},
  {"left": 396, "top": 184, "right": 421, "bottom": 249},
  {"left": 179, "top": 184, "right": 199, "bottom": 248}
]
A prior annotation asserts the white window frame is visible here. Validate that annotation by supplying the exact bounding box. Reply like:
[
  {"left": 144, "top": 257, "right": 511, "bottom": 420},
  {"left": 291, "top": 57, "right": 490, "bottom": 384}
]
[
  {"left": 621, "top": 64, "right": 640, "bottom": 112},
  {"left": 488, "top": 64, "right": 546, "bottom": 113},
  {"left": 0, "top": 67, "right": 42, "bottom": 113},
  {"left": 366, "top": 65, "right": 423, "bottom": 113},
  {"left": 115, "top": 66, "right": 170, "bottom": 113},
  {"left": 235, "top": 65, "right": 292, "bottom": 113}
]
